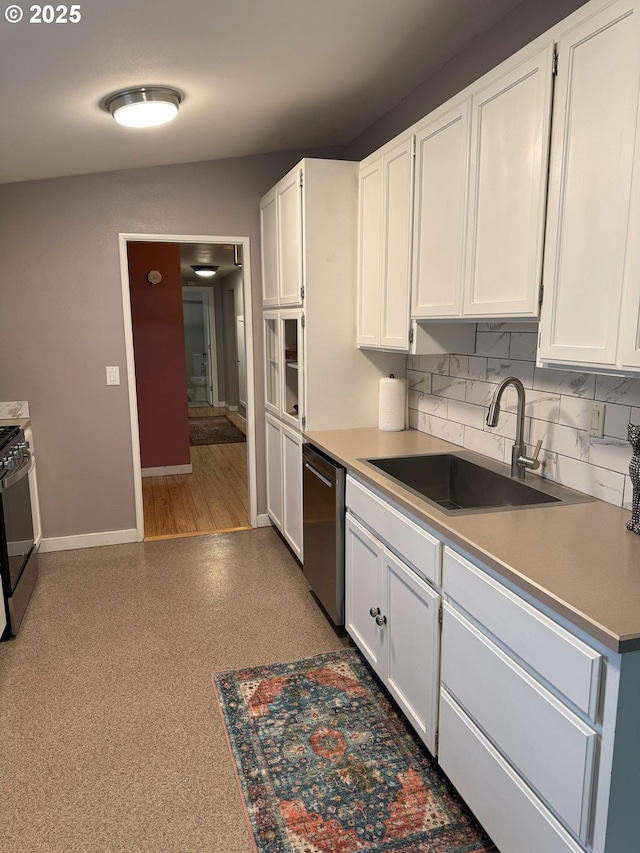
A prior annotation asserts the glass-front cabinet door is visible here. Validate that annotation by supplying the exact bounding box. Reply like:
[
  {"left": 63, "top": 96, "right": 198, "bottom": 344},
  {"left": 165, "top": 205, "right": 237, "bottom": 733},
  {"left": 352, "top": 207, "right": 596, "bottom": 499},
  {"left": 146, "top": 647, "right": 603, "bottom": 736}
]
[
  {"left": 264, "top": 311, "right": 280, "bottom": 415},
  {"left": 280, "top": 310, "right": 304, "bottom": 430}
]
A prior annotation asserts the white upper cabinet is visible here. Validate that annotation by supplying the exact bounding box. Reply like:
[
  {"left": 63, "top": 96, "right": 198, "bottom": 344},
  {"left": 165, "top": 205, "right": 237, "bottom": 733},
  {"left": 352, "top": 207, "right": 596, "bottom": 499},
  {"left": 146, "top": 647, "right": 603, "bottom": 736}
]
[
  {"left": 411, "top": 45, "right": 553, "bottom": 321},
  {"left": 260, "top": 164, "right": 303, "bottom": 307},
  {"left": 277, "top": 167, "right": 304, "bottom": 305},
  {"left": 260, "top": 188, "right": 279, "bottom": 306},
  {"left": 412, "top": 98, "right": 471, "bottom": 318},
  {"left": 539, "top": 0, "right": 640, "bottom": 371},
  {"left": 463, "top": 44, "right": 554, "bottom": 318},
  {"left": 380, "top": 137, "right": 414, "bottom": 349},
  {"left": 356, "top": 159, "right": 383, "bottom": 347},
  {"left": 357, "top": 134, "right": 414, "bottom": 351}
]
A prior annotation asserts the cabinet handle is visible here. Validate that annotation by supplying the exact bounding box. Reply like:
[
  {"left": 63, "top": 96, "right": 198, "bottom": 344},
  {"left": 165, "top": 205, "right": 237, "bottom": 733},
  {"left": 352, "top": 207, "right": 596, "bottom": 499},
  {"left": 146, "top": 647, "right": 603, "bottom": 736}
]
[
  {"left": 375, "top": 614, "right": 387, "bottom": 626},
  {"left": 369, "top": 606, "right": 380, "bottom": 618}
]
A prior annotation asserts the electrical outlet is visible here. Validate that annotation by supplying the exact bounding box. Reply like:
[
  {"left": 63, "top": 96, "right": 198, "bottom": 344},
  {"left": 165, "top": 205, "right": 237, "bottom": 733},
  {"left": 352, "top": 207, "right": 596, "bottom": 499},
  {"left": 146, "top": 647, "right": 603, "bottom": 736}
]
[
  {"left": 588, "top": 402, "right": 605, "bottom": 438},
  {"left": 423, "top": 373, "right": 432, "bottom": 394}
]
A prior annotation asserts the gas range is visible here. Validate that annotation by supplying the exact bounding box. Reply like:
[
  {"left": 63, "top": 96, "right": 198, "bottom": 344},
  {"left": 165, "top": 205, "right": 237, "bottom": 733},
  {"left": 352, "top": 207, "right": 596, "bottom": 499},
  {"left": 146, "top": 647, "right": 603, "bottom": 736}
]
[
  {"left": 0, "top": 423, "right": 38, "bottom": 637},
  {"left": 0, "top": 425, "right": 29, "bottom": 483}
]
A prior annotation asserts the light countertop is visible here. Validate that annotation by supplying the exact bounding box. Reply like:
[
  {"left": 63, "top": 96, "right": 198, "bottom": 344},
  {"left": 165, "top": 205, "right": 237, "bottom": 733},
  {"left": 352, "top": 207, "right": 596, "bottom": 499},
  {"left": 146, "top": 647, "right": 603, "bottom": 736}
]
[{"left": 305, "top": 427, "right": 640, "bottom": 654}]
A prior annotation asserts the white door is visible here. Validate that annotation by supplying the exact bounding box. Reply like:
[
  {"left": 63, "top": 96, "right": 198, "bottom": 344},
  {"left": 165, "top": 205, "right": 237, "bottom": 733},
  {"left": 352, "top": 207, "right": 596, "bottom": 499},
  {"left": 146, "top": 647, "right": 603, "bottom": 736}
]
[
  {"left": 281, "top": 423, "right": 303, "bottom": 561},
  {"left": 384, "top": 549, "right": 441, "bottom": 755},
  {"left": 236, "top": 316, "right": 246, "bottom": 410},
  {"left": 265, "top": 414, "right": 283, "bottom": 530},
  {"left": 202, "top": 291, "right": 214, "bottom": 406},
  {"left": 345, "top": 513, "right": 385, "bottom": 676},
  {"left": 280, "top": 310, "right": 304, "bottom": 431},
  {"left": 260, "top": 188, "right": 278, "bottom": 306},
  {"left": 277, "top": 166, "right": 303, "bottom": 306},
  {"left": 412, "top": 99, "right": 470, "bottom": 318},
  {"left": 356, "top": 157, "right": 383, "bottom": 347},
  {"left": 539, "top": 1, "right": 640, "bottom": 367},
  {"left": 463, "top": 44, "right": 554, "bottom": 317},
  {"left": 380, "top": 136, "right": 414, "bottom": 350}
]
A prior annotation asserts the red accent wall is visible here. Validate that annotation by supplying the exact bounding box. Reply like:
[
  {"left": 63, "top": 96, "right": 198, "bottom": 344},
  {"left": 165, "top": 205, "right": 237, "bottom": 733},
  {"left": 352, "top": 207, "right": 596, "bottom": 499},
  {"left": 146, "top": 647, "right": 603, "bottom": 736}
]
[{"left": 128, "top": 241, "right": 190, "bottom": 469}]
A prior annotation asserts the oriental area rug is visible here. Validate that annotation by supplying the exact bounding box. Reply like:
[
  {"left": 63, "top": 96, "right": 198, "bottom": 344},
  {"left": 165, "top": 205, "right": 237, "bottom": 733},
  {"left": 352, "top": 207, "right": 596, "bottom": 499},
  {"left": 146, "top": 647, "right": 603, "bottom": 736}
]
[
  {"left": 188, "top": 415, "right": 245, "bottom": 446},
  {"left": 212, "top": 649, "right": 497, "bottom": 853}
]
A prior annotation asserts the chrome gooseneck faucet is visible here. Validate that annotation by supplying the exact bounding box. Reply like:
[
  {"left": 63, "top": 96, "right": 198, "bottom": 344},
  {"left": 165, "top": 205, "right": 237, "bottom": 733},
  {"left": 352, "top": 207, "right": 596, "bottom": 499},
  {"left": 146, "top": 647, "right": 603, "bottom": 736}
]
[{"left": 486, "top": 376, "right": 542, "bottom": 479}]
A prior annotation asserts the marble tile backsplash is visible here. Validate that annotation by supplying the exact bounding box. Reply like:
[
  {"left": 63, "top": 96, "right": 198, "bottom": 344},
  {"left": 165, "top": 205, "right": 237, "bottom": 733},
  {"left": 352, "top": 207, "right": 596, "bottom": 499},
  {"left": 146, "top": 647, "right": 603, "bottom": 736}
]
[
  {"left": 0, "top": 401, "right": 29, "bottom": 419},
  {"left": 407, "top": 324, "right": 638, "bottom": 509}
]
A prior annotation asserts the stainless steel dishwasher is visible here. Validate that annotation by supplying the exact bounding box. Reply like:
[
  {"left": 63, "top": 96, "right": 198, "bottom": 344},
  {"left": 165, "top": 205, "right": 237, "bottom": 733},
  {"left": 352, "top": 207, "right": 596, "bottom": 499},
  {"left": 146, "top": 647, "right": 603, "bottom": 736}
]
[{"left": 302, "top": 443, "right": 346, "bottom": 626}]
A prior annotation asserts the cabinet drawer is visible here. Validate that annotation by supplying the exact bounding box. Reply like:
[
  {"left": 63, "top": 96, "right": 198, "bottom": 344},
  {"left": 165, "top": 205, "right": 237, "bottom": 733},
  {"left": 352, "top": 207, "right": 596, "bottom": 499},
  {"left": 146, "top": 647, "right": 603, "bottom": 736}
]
[
  {"left": 443, "top": 548, "right": 601, "bottom": 719},
  {"left": 439, "top": 689, "right": 584, "bottom": 853},
  {"left": 346, "top": 476, "right": 441, "bottom": 586},
  {"left": 441, "top": 603, "right": 596, "bottom": 840}
]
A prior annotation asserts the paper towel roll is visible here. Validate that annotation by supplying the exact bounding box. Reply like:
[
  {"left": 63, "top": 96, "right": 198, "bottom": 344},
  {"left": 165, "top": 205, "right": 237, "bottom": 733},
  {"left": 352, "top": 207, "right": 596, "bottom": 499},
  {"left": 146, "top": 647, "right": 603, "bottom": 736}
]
[{"left": 378, "top": 376, "right": 406, "bottom": 431}]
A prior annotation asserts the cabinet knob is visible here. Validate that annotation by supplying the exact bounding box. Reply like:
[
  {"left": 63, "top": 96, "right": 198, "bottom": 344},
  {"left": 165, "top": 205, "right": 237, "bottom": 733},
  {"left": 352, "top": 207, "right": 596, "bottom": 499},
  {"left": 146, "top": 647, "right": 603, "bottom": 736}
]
[
  {"left": 369, "top": 606, "right": 380, "bottom": 618},
  {"left": 375, "top": 614, "right": 387, "bottom": 626}
]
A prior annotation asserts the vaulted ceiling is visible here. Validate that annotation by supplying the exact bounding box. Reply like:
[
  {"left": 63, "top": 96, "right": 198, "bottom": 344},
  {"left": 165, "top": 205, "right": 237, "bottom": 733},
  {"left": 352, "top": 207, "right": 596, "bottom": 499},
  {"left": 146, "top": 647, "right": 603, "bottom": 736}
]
[{"left": 0, "top": 0, "right": 526, "bottom": 184}]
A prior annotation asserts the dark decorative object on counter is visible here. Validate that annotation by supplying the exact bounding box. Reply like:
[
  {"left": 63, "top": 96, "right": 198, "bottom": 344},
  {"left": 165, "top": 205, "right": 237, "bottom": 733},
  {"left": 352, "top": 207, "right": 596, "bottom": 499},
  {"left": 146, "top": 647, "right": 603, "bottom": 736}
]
[{"left": 627, "top": 423, "right": 640, "bottom": 535}]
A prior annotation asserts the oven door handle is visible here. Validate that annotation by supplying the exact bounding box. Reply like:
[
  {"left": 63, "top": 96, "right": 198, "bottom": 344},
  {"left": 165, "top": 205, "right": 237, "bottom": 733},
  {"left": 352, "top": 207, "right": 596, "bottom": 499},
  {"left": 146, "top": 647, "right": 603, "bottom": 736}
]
[{"left": 0, "top": 450, "right": 34, "bottom": 491}]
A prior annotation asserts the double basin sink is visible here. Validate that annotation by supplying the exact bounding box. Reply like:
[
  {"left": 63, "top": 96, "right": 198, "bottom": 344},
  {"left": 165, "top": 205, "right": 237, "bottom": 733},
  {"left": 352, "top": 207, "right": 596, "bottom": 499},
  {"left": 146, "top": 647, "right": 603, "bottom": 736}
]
[{"left": 362, "top": 451, "right": 594, "bottom": 516}]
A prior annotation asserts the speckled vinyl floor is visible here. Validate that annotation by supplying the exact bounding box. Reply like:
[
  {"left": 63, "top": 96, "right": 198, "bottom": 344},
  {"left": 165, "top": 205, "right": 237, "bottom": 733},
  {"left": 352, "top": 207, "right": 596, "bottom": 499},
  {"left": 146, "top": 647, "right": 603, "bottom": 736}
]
[{"left": 0, "top": 529, "right": 349, "bottom": 852}]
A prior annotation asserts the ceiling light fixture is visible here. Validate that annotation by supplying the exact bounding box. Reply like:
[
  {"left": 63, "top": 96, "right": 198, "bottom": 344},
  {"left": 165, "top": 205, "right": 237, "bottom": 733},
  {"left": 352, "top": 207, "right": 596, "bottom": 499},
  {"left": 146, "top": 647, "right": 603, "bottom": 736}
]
[
  {"left": 105, "top": 86, "right": 182, "bottom": 128},
  {"left": 191, "top": 265, "right": 219, "bottom": 278}
]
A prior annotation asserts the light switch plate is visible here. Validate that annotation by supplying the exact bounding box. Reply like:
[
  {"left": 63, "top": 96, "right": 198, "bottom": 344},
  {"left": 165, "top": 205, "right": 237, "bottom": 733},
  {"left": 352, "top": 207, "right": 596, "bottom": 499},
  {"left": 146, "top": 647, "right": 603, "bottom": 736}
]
[
  {"left": 106, "top": 366, "right": 120, "bottom": 386},
  {"left": 588, "top": 402, "right": 605, "bottom": 438},
  {"left": 423, "top": 373, "right": 432, "bottom": 394}
]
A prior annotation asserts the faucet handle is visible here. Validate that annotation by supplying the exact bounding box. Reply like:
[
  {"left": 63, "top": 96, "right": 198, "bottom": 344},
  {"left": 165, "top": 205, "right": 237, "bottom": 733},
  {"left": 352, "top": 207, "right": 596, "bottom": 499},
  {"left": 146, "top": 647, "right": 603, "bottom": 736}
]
[{"left": 519, "top": 439, "right": 543, "bottom": 471}]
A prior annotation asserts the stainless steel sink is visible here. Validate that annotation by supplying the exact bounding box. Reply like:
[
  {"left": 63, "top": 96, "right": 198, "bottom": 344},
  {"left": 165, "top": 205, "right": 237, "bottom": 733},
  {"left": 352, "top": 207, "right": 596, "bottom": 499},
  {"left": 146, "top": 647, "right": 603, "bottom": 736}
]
[{"left": 361, "top": 451, "right": 595, "bottom": 515}]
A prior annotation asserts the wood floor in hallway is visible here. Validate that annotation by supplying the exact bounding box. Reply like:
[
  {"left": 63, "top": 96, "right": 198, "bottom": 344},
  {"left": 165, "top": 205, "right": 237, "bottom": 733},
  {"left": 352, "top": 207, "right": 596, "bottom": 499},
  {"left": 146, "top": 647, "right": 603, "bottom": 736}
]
[{"left": 143, "top": 406, "right": 249, "bottom": 540}]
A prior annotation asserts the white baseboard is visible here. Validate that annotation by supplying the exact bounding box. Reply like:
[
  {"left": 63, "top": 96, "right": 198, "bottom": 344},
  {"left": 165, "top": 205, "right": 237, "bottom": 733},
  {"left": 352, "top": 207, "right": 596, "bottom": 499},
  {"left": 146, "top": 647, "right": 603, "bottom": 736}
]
[
  {"left": 256, "top": 514, "right": 273, "bottom": 528},
  {"left": 141, "top": 464, "right": 192, "bottom": 477},
  {"left": 226, "top": 405, "right": 239, "bottom": 412},
  {"left": 39, "top": 528, "right": 139, "bottom": 553}
]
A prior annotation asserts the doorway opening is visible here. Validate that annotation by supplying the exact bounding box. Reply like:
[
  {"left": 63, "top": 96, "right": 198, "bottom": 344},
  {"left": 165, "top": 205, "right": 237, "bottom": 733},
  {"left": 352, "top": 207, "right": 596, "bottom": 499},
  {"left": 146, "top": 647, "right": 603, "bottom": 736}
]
[{"left": 118, "top": 233, "right": 257, "bottom": 542}]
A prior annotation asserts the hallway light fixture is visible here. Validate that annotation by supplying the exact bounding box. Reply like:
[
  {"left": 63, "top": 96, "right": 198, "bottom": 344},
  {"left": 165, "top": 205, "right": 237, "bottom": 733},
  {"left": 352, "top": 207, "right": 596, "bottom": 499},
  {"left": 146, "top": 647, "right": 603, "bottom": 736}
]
[
  {"left": 105, "top": 86, "right": 182, "bottom": 128},
  {"left": 191, "top": 265, "right": 219, "bottom": 278}
]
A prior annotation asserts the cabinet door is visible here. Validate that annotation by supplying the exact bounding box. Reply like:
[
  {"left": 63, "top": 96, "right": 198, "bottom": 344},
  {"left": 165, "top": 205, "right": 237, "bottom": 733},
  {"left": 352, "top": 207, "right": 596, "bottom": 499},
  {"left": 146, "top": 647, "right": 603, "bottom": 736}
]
[
  {"left": 281, "top": 424, "right": 303, "bottom": 561},
  {"left": 412, "top": 99, "right": 470, "bottom": 319},
  {"left": 439, "top": 691, "right": 585, "bottom": 853},
  {"left": 263, "top": 311, "right": 280, "bottom": 416},
  {"left": 380, "top": 136, "right": 414, "bottom": 349},
  {"left": 442, "top": 603, "right": 596, "bottom": 840},
  {"left": 277, "top": 167, "right": 303, "bottom": 306},
  {"left": 265, "top": 414, "right": 282, "bottom": 530},
  {"left": 539, "top": 1, "right": 640, "bottom": 367},
  {"left": 356, "top": 157, "right": 383, "bottom": 347},
  {"left": 280, "top": 310, "right": 304, "bottom": 430},
  {"left": 384, "top": 548, "right": 441, "bottom": 755},
  {"left": 260, "top": 189, "right": 278, "bottom": 307},
  {"left": 464, "top": 45, "right": 553, "bottom": 318},
  {"left": 345, "top": 513, "right": 385, "bottom": 675}
]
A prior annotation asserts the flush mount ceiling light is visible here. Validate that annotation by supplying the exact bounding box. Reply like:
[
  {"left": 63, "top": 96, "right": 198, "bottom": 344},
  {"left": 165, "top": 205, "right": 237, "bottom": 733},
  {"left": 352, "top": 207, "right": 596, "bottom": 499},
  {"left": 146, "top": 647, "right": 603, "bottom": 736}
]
[
  {"left": 191, "top": 265, "right": 219, "bottom": 278},
  {"left": 105, "top": 86, "right": 182, "bottom": 128}
]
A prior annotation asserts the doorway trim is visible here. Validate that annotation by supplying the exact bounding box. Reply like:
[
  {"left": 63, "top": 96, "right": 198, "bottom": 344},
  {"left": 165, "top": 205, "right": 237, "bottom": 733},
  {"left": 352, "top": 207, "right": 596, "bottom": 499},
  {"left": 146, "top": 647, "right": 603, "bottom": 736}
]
[{"left": 118, "top": 232, "right": 258, "bottom": 540}]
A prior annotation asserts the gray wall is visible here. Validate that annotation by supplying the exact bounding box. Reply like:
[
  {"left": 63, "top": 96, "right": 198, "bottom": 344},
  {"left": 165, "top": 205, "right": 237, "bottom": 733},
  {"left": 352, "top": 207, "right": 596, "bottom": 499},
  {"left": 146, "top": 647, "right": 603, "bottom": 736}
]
[
  {"left": 345, "top": 0, "right": 589, "bottom": 161},
  {"left": 0, "top": 0, "right": 592, "bottom": 542},
  {"left": 0, "top": 152, "right": 310, "bottom": 539}
]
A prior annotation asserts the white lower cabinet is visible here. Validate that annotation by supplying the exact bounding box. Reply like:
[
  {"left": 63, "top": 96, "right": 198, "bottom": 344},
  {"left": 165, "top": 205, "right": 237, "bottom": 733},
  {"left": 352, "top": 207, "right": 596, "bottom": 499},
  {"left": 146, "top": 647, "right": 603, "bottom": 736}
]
[
  {"left": 344, "top": 475, "right": 639, "bottom": 853},
  {"left": 281, "top": 423, "right": 303, "bottom": 561},
  {"left": 441, "top": 602, "right": 596, "bottom": 840},
  {"left": 264, "top": 414, "right": 302, "bottom": 561},
  {"left": 345, "top": 480, "right": 441, "bottom": 755},
  {"left": 439, "top": 689, "right": 584, "bottom": 853}
]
